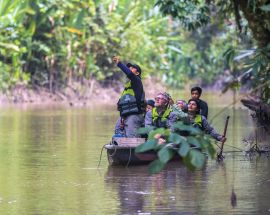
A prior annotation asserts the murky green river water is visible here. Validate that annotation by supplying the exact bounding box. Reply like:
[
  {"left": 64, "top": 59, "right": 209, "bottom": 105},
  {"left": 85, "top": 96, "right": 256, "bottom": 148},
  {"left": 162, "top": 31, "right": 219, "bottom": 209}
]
[{"left": 0, "top": 93, "right": 269, "bottom": 215}]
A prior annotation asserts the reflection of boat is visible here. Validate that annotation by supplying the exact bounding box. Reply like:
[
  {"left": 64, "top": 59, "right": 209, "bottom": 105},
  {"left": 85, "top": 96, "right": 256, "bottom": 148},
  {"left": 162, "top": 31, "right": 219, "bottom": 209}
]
[{"left": 104, "top": 138, "right": 180, "bottom": 166}]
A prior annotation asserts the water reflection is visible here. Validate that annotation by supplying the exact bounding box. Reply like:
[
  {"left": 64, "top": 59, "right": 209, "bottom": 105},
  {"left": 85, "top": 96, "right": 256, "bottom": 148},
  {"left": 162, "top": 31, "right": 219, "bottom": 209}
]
[
  {"left": 105, "top": 152, "right": 270, "bottom": 215},
  {"left": 105, "top": 162, "right": 215, "bottom": 215},
  {"left": 0, "top": 99, "right": 269, "bottom": 215}
]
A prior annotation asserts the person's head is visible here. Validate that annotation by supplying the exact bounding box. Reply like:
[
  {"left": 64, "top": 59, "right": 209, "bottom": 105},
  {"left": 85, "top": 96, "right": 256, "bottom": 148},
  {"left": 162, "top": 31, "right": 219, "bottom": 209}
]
[
  {"left": 126, "top": 63, "right": 142, "bottom": 76},
  {"left": 154, "top": 92, "right": 170, "bottom": 108},
  {"left": 188, "top": 99, "right": 201, "bottom": 114},
  {"left": 146, "top": 99, "right": 155, "bottom": 112},
  {"left": 176, "top": 99, "right": 187, "bottom": 111},
  {"left": 191, "top": 86, "right": 202, "bottom": 100}
]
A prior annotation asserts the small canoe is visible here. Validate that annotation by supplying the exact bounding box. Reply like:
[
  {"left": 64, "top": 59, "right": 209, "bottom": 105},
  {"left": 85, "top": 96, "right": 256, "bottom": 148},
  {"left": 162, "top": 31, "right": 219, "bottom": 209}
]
[
  {"left": 105, "top": 137, "right": 158, "bottom": 165},
  {"left": 104, "top": 137, "right": 180, "bottom": 166}
]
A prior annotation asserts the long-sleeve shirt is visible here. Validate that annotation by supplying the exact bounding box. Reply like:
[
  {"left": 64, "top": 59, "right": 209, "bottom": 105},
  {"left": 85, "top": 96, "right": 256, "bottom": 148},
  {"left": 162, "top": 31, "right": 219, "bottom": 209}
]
[
  {"left": 172, "top": 104, "right": 188, "bottom": 119},
  {"left": 172, "top": 105, "right": 223, "bottom": 141},
  {"left": 198, "top": 99, "right": 208, "bottom": 119},
  {"left": 117, "top": 62, "right": 144, "bottom": 103},
  {"left": 188, "top": 114, "right": 223, "bottom": 141}
]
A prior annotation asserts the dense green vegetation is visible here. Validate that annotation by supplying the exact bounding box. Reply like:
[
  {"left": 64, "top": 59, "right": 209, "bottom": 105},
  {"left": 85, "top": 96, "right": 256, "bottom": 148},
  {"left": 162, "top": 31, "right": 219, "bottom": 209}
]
[
  {"left": 155, "top": 0, "right": 270, "bottom": 102},
  {"left": 136, "top": 122, "right": 216, "bottom": 174},
  {"left": 2, "top": 0, "right": 269, "bottom": 98},
  {"left": 0, "top": 0, "right": 178, "bottom": 92}
]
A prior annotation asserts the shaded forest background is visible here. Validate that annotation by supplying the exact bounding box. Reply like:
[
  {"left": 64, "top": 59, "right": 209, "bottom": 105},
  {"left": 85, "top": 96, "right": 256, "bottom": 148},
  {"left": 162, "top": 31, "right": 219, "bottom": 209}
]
[{"left": 0, "top": 0, "right": 269, "bottom": 106}]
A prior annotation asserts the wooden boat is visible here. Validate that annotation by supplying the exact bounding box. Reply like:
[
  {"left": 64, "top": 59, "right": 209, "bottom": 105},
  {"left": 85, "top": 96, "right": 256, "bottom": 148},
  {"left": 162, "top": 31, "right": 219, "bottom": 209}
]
[
  {"left": 104, "top": 137, "right": 181, "bottom": 166},
  {"left": 104, "top": 137, "right": 159, "bottom": 166}
]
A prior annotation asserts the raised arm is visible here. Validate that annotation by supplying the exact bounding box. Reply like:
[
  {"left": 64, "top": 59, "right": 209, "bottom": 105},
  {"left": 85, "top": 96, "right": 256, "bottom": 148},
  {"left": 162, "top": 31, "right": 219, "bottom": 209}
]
[{"left": 113, "top": 56, "right": 133, "bottom": 77}]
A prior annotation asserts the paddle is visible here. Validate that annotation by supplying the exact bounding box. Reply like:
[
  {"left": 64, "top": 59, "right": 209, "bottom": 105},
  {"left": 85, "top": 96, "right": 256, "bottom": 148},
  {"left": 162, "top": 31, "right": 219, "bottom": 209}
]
[{"left": 217, "top": 116, "right": 230, "bottom": 160}]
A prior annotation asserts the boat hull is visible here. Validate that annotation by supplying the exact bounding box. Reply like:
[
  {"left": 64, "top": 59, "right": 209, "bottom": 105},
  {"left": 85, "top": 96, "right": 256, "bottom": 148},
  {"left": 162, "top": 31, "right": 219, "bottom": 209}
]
[
  {"left": 105, "top": 144, "right": 158, "bottom": 165},
  {"left": 104, "top": 137, "right": 181, "bottom": 166}
]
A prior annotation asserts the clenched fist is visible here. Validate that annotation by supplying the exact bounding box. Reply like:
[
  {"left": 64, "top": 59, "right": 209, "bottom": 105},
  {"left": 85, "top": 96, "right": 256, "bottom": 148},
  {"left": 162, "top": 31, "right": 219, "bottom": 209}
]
[{"left": 113, "top": 56, "right": 120, "bottom": 64}]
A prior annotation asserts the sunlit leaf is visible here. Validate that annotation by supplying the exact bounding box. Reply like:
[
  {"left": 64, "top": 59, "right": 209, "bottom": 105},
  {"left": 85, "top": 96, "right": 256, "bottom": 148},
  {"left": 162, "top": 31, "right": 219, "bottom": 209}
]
[
  {"left": 0, "top": 42, "right": 20, "bottom": 51},
  {"left": 234, "top": 50, "right": 255, "bottom": 61},
  {"left": 66, "top": 27, "right": 83, "bottom": 35}
]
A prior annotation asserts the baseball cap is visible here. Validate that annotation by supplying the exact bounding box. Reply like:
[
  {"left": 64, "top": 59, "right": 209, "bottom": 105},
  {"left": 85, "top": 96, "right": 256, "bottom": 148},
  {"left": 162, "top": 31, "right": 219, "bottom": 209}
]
[{"left": 126, "top": 63, "right": 142, "bottom": 75}]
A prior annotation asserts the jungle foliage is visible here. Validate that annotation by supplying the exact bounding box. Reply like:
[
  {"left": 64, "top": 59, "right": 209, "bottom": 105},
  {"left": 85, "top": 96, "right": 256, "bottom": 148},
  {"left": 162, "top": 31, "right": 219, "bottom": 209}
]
[
  {"left": 155, "top": 0, "right": 270, "bottom": 102},
  {"left": 136, "top": 122, "right": 216, "bottom": 174},
  {"left": 0, "top": 0, "right": 177, "bottom": 91},
  {"left": 2, "top": 0, "right": 269, "bottom": 95}
]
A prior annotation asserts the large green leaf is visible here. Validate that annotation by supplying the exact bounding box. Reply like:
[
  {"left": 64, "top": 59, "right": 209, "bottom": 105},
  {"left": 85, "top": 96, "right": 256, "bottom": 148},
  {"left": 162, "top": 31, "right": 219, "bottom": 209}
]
[
  {"left": 158, "top": 146, "right": 174, "bottom": 163},
  {"left": 189, "top": 149, "right": 206, "bottom": 169},
  {"left": 168, "top": 133, "right": 185, "bottom": 144},
  {"left": 148, "top": 159, "right": 166, "bottom": 174},
  {"left": 173, "top": 122, "right": 201, "bottom": 134},
  {"left": 178, "top": 140, "right": 190, "bottom": 157},
  {"left": 0, "top": 42, "right": 20, "bottom": 51},
  {"left": 148, "top": 128, "right": 170, "bottom": 139},
  {"left": 135, "top": 139, "right": 157, "bottom": 153},
  {"left": 186, "top": 136, "right": 201, "bottom": 148}
]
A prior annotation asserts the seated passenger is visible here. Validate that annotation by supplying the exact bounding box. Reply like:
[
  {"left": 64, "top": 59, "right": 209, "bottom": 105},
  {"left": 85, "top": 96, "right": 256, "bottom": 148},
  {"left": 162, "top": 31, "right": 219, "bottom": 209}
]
[
  {"left": 190, "top": 86, "right": 208, "bottom": 119},
  {"left": 146, "top": 99, "right": 155, "bottom": 112},
  {"left": 180, "top": 99, "right": 226, "bottom": 142},
  {"left": 145, "top": 92, "right": 177, "bottom": 129}
]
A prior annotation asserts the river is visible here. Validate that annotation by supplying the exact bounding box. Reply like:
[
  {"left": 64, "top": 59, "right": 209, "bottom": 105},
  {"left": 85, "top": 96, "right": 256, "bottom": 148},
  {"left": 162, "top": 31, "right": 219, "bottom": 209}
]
[{"left": 0, "top": 92, "right": 269, "bottom": 215}]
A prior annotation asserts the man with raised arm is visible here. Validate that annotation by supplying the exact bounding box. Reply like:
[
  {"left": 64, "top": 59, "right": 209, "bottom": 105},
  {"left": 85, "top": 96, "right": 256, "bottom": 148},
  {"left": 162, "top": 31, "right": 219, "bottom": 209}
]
[{"left": 113, "top": 56, "right": 145, "bottom": 137}]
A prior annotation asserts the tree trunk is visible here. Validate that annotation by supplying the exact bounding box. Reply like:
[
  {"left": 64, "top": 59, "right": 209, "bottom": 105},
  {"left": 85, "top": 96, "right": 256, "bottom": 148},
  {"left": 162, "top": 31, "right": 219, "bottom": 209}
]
[{"left": 237, "top": 0, "right": 270, "bottom": 47}]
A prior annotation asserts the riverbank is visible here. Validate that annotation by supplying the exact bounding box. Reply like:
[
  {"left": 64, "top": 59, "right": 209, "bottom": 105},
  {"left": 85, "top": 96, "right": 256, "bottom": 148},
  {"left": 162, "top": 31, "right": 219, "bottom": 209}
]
[{"left": 0, "top": 76, "right": 168, "bottom": 107}]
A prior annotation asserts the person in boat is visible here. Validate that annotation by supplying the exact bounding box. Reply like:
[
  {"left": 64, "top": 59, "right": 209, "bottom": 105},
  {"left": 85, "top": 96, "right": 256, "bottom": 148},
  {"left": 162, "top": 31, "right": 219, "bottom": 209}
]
[
  {"left": 145, "top": 92, "right": 177, "bottom": 129},
  {"left": 174, "top": 99, "right": 188, "bottom": 112},
  {"left": 190, "top": 86, "right": 208, "bottom": 119},
  {"left": 146, "top": 99, "right": 155, "bottom": 112},
  {"left": 175, "top": 99, "right": 226, "bottom": 142},
  {"left": 113, "top": 56, "right": 146, "bottom": 138}
]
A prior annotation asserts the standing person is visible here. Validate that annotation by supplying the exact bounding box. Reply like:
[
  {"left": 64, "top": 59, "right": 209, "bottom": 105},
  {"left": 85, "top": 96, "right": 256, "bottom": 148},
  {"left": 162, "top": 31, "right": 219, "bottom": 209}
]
[
  {"left": 113, "top": 56, "right": 145, "bottom": 138},
  {"left": 190, "top": 86, "right": 208, "bottom": 119},
  {"left": 145, "top": 92, "right": 177, "bottom": 129}
]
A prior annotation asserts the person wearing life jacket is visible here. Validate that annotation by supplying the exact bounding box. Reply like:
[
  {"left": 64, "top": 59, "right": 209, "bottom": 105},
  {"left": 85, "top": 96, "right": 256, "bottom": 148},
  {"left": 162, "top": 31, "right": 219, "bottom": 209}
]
[
  {"left": 186, "top": 99, "right": 226, "bottom": 142},
  {"left": 145, "top": 92, "right": 177, "bottom": 129},
  {"left": 190, "top": 86, "right": 209, "bottom": 119},
  {"left": 113, "top": 56, "right": 146, "bottom": 138}
]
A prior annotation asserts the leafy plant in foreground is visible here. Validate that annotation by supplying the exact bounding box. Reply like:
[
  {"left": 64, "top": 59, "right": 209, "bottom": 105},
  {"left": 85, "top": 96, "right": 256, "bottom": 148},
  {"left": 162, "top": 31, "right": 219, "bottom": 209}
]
[{"left": 135, "top": 121, "right": 216, "bottom": 174}]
